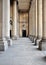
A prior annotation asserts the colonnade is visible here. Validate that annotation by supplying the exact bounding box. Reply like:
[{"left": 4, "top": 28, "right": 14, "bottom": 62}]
[
  {"left": 0, "top": 0, "right": 19, "bottom": 51},
  {"left": 29, "top": 0, "right": 43, "bottom": 38},
  {"left": 29, "top": 0, "right": 46, "bottom": 50},
  {"left": 10, "top": 1, "right": 19, "bottom": 39},
  {"left": 0, "top": 0, "right": 46, "bottom": 51}
]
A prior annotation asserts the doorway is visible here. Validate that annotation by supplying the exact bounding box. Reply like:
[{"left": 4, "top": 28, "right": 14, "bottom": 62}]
[{"left": 22, "top": 30, "right": 26, "bottom": 37}]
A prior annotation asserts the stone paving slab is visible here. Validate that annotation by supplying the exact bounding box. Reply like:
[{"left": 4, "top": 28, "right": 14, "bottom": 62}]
[{"left": 0, "top": 38, "right": 46, "bottom": 65}]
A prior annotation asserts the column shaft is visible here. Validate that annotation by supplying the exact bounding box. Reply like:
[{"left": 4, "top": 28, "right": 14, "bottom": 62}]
[
  {"left": 0, "top": 0, "right": 10, "bottom": 51},
  {"left": 36, "top": 0, "right": 38, "bottom": 37},
  {"left": 0, "top": 0, "right": 2, "bottom": 38},
  {"left": 43, "top": 0, "right": 46, "bottom": 39},
  {"left": 3, "top": 0, "right": 10, "bottom": 38},
  {"left": 12, "top": 1, "right": 18, "bottom": 39},
  {"left": 38, "top": 0, "right": 43, "bottom": 38}
]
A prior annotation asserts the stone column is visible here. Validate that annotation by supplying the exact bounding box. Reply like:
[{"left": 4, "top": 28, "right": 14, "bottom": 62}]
[
  {"left": 0, "top": 0, "right": 8, "bottom": 51},
  {"left": 36, "top": 0, "right": 44, "bottom": 50},
  {"left": 36, "top": 0, "right": 38, "bottom": 37},
  {"left": 38, "top": 0, "right": 43, "bottom": 38},
  {"left": 43, "top": 0, "right": 46, "bottom": 39},
  {"left": 29, "top": 6, "right": 33, "bottom": 35},
  {"left": 32, "top": 0, "right": 36, "bottom": 36},
  {"left": 3, "top": 0, "right": 10, "bottom": 38},
  {"left": 34, "top": 0, "right": 43, "bottom": 46},
  {"left": 34, "top": 0, "right": 38, "bottom": 45},
  {"left": 39, "top": 0, "right": 46, "bottom": 51},
  {"left": 0, "top": 0, "right": 10, "bottom": 51},
  {"left": 16, "top": 10, "right": 19, "bottom": 38},
  {"left": 3, "top": 0, "right": 12, "bottom": 46},
  {"left": 12, "top": 1, "right": 18, "bottom": 39},
  {"left": 0, "top": 0, "right": 2, "bottom": 39},
  {"left": 31, "top": 2, "right": 33, "bottom": 36}
]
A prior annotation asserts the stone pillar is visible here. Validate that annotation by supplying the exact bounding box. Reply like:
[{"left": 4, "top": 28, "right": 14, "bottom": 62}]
[
  {"left": 37, "top": 0, "right": 43, "bottom": 49},
  {"left": 34, "top": 0, "right": 43, "bottom": 46},
  {"left": 12, "top": 1, "right": 18, "bottom": 39},
  {"left": 33, "top": 0, "right": 36, "bottom": 36},
  {"left": 0, "top": 0, "right": 2, "bottom": 39},
  {"left": 29, "top": 5, "right": 33, "bottom": 35},
  {"left": 36, "top": 0, "right": 38, "bottom": 37},
  {"left": 29, "top": 0, "right": 36, "bottom": 37},
  {"left": 17, "top": 14, "right": 19, "bottom": 38},
  {"left": 43, "top": 0, "right": 46, "bottom": 39},
  {"left": 38, "top": 0, "right": 43, "bottom": 38},
  {"left": 34, "top": 0, "right": 38, "bottom": 45},
  {"left": 39, "top": 0, "right": 46, "bottom": 51},
  {"left": 3, "top": 0, "right": 12, "bottom": 46},
  {"left": 3, "top": 0, "right": 10, "bottom": 38},
  {"left": 0, "top": 0, "right": 7, "bottom": 51},
  {"left": 0, "top": 0, "right": 10, "bottom": 51},
  {"left": 31, "top": 2, "right": 34, "bottom": 36}
]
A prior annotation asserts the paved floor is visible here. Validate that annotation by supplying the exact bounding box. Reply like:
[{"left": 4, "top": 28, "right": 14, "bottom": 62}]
[{"left": 0, "top": 38, "right": 46, "bottom": 65}]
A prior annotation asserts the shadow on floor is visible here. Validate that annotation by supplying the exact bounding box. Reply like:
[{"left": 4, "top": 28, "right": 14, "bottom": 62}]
[{"left": 42, "top": 56, "right": 46, "bottom": 62}]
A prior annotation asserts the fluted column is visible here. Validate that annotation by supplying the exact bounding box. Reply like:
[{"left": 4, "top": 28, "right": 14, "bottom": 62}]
[
  {"left": 0, "top": 0, "right": 10, "bottom": 51},
  {"left": 29, "top": 0, "right": 34, "bottom": 36},
  {"left": 32, "top": 0, "right": 36, "bottom": 36},
  {"left": 36, "top": 0, "right": 38, "bottom": 37},
  {"left": 31, "top": 2, "right": 34, "bottom": 35},
  {"left": 12, "top": 1, "right": 18, "bottom": 39},
  {"left": 0, "top": 0, "right": 2, "bottom": 39},
  {"left": 38, "top": 0, "right": 43, "bottom": 38},
  {"left": 43, "top": 0, "right": 46, "bottom": 39},
  {"left": 3, "top": 0, "right": 10, "bottom": 38}
]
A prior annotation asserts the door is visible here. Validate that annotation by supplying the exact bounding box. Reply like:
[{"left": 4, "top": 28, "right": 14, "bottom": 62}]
[{"left": 22, "top": 30, "right": 26, "bottom": 37}]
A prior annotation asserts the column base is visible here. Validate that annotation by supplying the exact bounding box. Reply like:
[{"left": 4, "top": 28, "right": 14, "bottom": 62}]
[
  {"left": 37, "top": 39, "right": 42, "bottom": 46},
  {"left": 34, "top": 36, "right": 38, "bottom": 45},
  {"left": 8, "top": 39, "right": 12, "bottom": 46},
  {"left": 5, "top": 37, "right": 12, "bottom": 46},
  {"left": 36, "top": 38, "right": 42, "bottom": 50},
  {"left": 39, "top": 40, "right": 42, "bottom": 50},
  {"left": 12, "top": 36, "right": 17, "bottom": 40},
  {"left": 0, "top": 39, "right": 8, "bottom": 51},
  {"left": 29, "top": 35, "right": 34, "bottom": 42},
  {"left": 39, "top": 39, "right": 46, "bottom": 51}
]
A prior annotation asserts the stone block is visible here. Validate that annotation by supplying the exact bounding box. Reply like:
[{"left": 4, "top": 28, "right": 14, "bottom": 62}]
[
  {"left": 42, "top": 42, "right": 46, "bottom": 51},
  {"left": 12, "top": 36, "right": 17, "bottom": 40},
  {"left": 37, "top": 39, "right": 42, "bottom": 46},
  {"left": 8, "top": 39, "right": 12, "bottom": 46},
  {"left": 0, "top": 40, "right": 8, "bottom": 51},
  {"left": 5, "top": 37, "right": 12, "bottom": 46}
]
